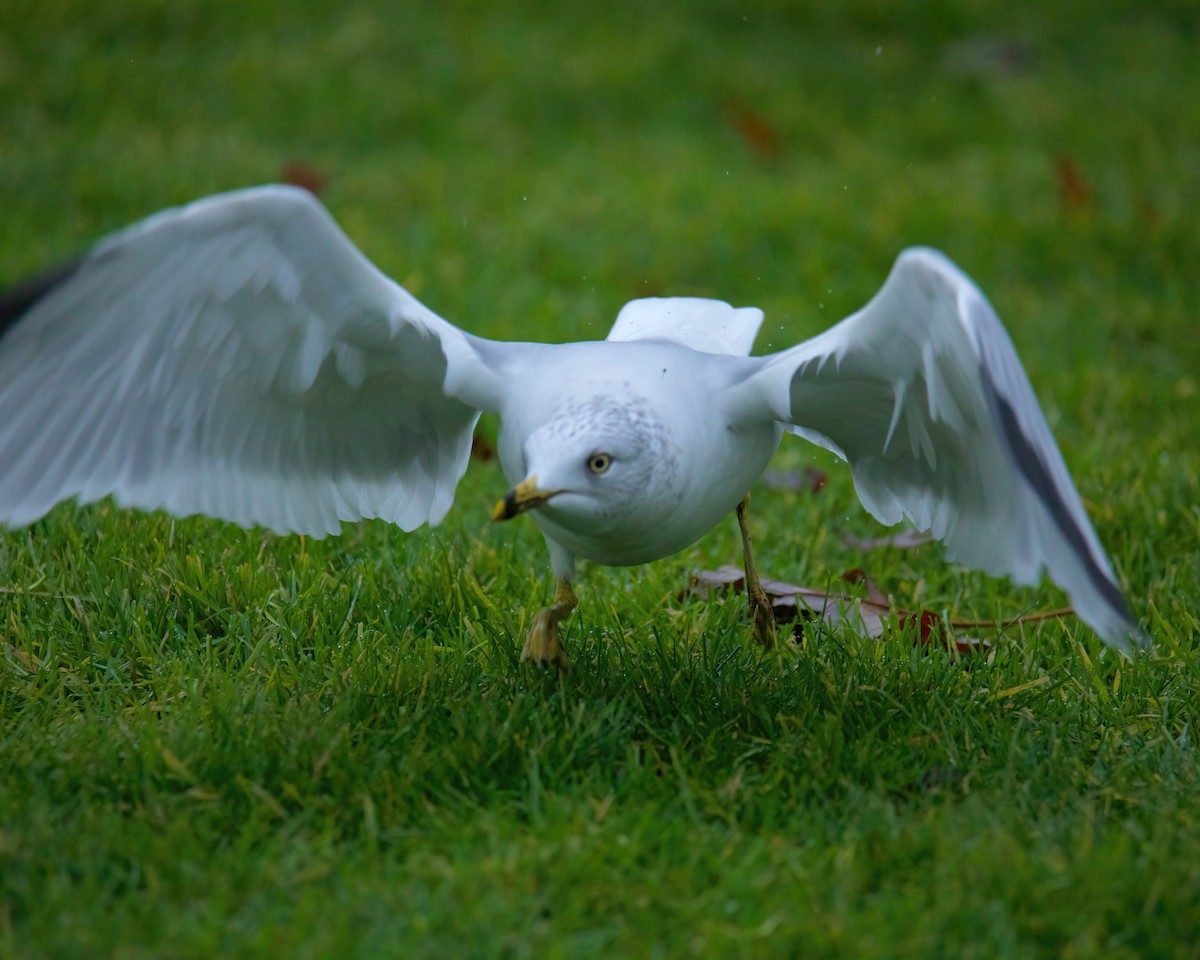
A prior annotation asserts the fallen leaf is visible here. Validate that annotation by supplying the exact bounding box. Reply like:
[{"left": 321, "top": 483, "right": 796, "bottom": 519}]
[
  {"left": 688, "top": 565, "right": 745, "bottom": 594},
  {"left": 839, "top": 567, "right": 890, "bottom": 607},
  {"left": 1054, "top": 156, "right": 1093, "bottom": 215},
  {"left": 760, "top": 466, "right": 828, "bottom": 494},
  {"left": 686, "top": 564, "right": 1027, "bottom": 653},
  {"left": 771, "top": 587, "right": 891, "bottom": 638},
  {"left": 470, "top": 435, "right": 496, "bottom": 461},
  {"left": 280, "top": 161, "right": 330, "bottom": 197},
  {"left": 688, "top": 564, "right": 891, "bottom": 639},
  {"left": 839, "top": 528, "right": 933, "bottom": 551},
  {"left": 723, "top": 98, "right": 782, "bottom": 162},
  {"left": 897, "top": 608, "right": 942, "bottom": 645}
]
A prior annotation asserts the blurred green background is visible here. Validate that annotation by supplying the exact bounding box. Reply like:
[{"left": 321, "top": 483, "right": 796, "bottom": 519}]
[
  {"left": 3, "top": 0, "right": 1195, "bottom": 345},
  {"left": 1, "top": 1, "right": 1198, "bottom": 957}
]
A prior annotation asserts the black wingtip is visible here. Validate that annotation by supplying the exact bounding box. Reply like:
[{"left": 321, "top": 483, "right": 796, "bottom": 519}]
[
  {"left": 0, "top": 259, "right": 83, "bottom": 341},
  {"left": 979, "top": 361, "right": 1136, "bottom": 635}
]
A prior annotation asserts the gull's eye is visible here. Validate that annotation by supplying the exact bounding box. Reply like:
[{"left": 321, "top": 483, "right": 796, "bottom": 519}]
[{"left": 587, "top": 452, "right": 612, "bottom": 475}]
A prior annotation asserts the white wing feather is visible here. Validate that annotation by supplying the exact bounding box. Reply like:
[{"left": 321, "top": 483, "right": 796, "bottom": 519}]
[
  {"left": 743, "top": 248, "right": 1140, "bottom": 651},
  {"left": 0, "top": 185, "right": 503, "bottom": 537},
  {"left": 606, "top": 297, "right": 764, "bottom": 357}
]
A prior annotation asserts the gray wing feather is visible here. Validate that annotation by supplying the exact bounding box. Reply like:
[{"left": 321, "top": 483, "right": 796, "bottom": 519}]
[
  {"left": 746, "top": 247, "right": 1141, "bottom": 651},
  {"left": 0, "top": 185, "right": 503, "bottom": 537}
]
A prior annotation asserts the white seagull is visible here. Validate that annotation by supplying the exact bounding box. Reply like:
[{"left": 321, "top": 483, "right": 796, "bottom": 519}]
[{"left": 0, "top": 185, "right": 1143, "bottom": 670}]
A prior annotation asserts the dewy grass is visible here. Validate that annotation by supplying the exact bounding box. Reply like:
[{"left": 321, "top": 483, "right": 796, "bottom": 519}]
[{"left": 1, "top": 1, "right": 1198, "bottom": 957}]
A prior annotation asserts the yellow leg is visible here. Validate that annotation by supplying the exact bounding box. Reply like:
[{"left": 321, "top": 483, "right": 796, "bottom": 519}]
[
  {"left": 520, "top": 577, "right": 577, "bottom": 675},
  {"left": 737, "top": 494, "right": 777, "bottom": 647}
]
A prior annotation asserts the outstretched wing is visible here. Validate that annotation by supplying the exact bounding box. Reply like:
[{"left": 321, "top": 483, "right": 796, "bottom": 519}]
[
  {"left": 0, "top": 185, "right": 506, "bottom": 537},
  {"left": 738, "top": 247, "right": 1141, "bottom": 651}
]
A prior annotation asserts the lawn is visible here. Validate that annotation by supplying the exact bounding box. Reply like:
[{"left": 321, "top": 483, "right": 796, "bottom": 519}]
[{"left": 1, "top": 1, "right": 1198, "bottom": 957}]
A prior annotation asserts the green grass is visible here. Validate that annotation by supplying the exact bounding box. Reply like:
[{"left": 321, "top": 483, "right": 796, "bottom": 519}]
[{"left": 2, "top": 1, "right": 1198, "bottom": 956}]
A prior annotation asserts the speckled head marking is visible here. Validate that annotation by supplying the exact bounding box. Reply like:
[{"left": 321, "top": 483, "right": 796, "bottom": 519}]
[{"left": 520, "top": 393, "right": 681, "bottom": 523}]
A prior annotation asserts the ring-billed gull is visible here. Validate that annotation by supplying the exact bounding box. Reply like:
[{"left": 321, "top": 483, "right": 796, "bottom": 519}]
[{"left": 0, "top": 185, "right": 1143, "bottom": 670}]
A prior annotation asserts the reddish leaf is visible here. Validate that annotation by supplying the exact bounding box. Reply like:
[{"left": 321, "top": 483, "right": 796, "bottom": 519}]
[
  {"left": 897, "top": 609, "right": 941, "bottom": 645},
  {"left": 948, "top": 635, "right": 992, "bottom": 654},
  {"left": 1054, "top": 156, "right": 1093, "bottom": 215},
  {"left": 280, "top": 161, "right": 330, "bottom": 197},
  {"left": 840, "top": 567, "right": 890, "bottom": 607},
  {"left": 839, "top": 529, "right": 933, "bottom": 551},
  {"left": 761, "top": 466, "right": 827, "bottom": 494},
  {"left": 470, "top": 435, "right": 496, "bottom": 462},
  {"left": 723, "top": 98, "right": 782, "bottom": 162}
]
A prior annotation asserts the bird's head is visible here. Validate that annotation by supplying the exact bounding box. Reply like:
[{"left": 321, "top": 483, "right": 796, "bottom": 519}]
[{"left": 492, "top": 396, "right": 679, "bottom": 533}]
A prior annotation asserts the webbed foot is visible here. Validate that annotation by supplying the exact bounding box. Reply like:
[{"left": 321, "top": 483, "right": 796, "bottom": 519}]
[
  {"left": 520, "top": 578, "right": 577, "bottom": 675},
  {"left": 521, "top": 607, "right": 571, "bottom": 674}
]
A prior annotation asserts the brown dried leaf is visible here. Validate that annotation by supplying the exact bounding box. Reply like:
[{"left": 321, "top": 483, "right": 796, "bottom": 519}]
[
  {"left": 1054, "top": 156, "right": 1093, "bottom": 215},
  {"left": 896, "top": 608, "right": 942, "bottom": 645},
  {"left": 280, "top": 161, "right": 330, "bottom": 197},
  {"left": 839, "top": 567, "right": 890, "bottom": 607},
  {"left": 771, "top": 589, "right": 890, "bottom": 637},
  {"left": 687, "top": 564, "right": 1000, "bottom": 653},
  {"left": 689, "top": 564, "right": 746, "bottom": 595},
  {"left": 689, "top": 565, "right": 890, "bottom": 637},
  {"left": 470, "top": 435, "right": 496, "bottom": 462},
  {"left": 723, "top": 98, "right": 783, "bottom": 162}
]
